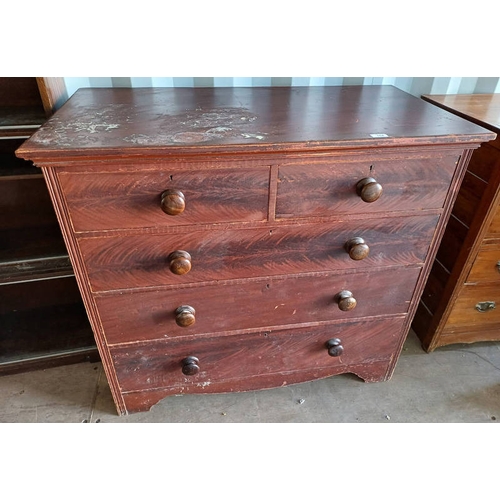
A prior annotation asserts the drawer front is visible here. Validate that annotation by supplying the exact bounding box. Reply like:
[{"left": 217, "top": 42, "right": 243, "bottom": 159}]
[
  {"left": 81, "top": 214, "right": 438, "bottom": 292},
  {"left": 59, "top": 166, "right": 270, "bottom": 232},
  {"left": 445, "top": 283, "right": 500, "bottom": 332},
  {"left": 110, "top": 316, "right": 406, "bottom": 393},
  {"left": 486, "top": 203, "right": 500, "bottom": 238},
  {"left": 96, "top": 266, "right": 421, "bottom": 344},
  {"left": 276, "top": 154, "right": 459, "bottom": 218},
  {"left": 466, "top": 244, "right": 500, "bottom": 283}
]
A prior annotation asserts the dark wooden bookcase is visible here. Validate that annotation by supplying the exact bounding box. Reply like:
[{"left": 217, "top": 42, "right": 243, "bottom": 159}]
[{"left": 0, "top": 77, "right": 98, "bottom": 374}]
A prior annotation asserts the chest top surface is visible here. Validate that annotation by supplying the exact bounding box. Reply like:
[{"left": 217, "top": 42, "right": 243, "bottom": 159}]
[
  {"left": 422, "top": 93, "right": 500, "bottom": 134},
  {"left": 16, "top": 86, "right": 495, "bottom": 160}
]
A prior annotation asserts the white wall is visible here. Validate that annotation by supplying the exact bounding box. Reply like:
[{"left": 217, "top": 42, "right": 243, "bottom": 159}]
[{"left": 63, "top": 77, "right": 500, "bottom": 100}]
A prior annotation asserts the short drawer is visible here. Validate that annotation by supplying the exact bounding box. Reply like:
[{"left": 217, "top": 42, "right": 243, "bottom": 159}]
[
  {"left": 486, "top": 203, "right": 500, "bottom": 238},
  {"left": 58, "top": 165, "right": 270, "bottom": 232},
  {"left": 80, "top": 214, "right": 438, "bottom": 292},
  {"left": 276, "top": 153, "right": 460, "bottom": 218},
  {"left": 444, "top": 282, "right": 500, "bottom": 333},
  {"left": 466, "top": 244, "right": 500, "bottom": 283},
  {"left": 110, "top": 316, "right": 406, "bottom": 393},
  {"left": 96, "top": 266, "right": 421, "bottom": 344}
]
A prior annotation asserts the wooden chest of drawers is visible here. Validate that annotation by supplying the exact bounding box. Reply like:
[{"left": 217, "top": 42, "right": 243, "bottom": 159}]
[
  {"left": 413, "top": 94, "right": 500, "bottom": 351},
  {"left": 16, "top": 86, "right": 494, "bottom": 414}
]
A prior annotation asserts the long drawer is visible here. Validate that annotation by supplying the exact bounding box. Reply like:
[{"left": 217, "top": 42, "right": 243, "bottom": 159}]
[
  {"left": 110, "top": 316, "right": 406, "bottom": 394},
  {"left": 96, "top": 266, "right": 421, "bottom": 344},
  {"left": 276, "top": 153, "right": 460, "bottom": 218},
  {"left": 80, "top": 214, "right": 438, "bottom": 292},
  {"left": 58, "top": 165, "right": 270, "bottom": 232}
]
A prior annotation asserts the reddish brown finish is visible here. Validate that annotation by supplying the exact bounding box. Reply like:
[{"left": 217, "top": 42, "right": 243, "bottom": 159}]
[
  {"left": 15, "top": 86, "right": 493, "bottom": 414},
  {"left": 276, "top": 153, "right": 462, "bottom": 218},
  {"left": 16, "top": 86, "right": 492, "bottom": 158},
  {"left": 58, "top": 166, "right": 270, "bottom": 232},
  {"left": 110, "top": 316, "right": 406, "bottom": 395},
  {"left": 79, "top": 215, "right": 439, "bottom": 292},
  {"left": 121, "top": 358, "right": 395, "bottom": 413},
  {"left": 95, "top": 266, "right": 420, "bottom": 345},
  {"left": 413, "top": 94, "right": 500, "bottom": 351}
]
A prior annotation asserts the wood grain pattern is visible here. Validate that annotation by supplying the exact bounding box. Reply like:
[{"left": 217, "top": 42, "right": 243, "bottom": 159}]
[
  {"left": 450, "top": 171, "right": 488, "bottom": 228},
  {"left": 413, "top": 94, "right": 500, "bottom": 351},
  {"left": 14, "top": 87, "right": 494, "bottom": 414},
  {"left": 465, "top": 244, "right": 500, "bottom": 283},
  {"left": 276, "top": 153, "right": 461, "bottom": 218},
  {"left": 96, "top": 266, "right": 420, "bottom": 344},
  {"left": 486, "top": 204, "right": 500, "bottom": 237},
  {"left": 16, "top": 86, "right": 495, "bottom": 160},
  {"left": 41, "top": 167, "right": 127, "bottom": 414},
  {"left": 443, "top": 282, "right": 500, "bottom": 332},
  {"left": 59, "top": 166, "right": 270, "bottom": 231},
  {"left": 121, "top": 358, "right": 394, "bottom": 414},
  {"left": 110, "top": 316, "right": 406, "bottom": 395},
  {"left": 421, "top": 94, "right": 500, "bottom": 135},
  {"left": 80, "top": 215, "right": 438, "bottom": 292}
]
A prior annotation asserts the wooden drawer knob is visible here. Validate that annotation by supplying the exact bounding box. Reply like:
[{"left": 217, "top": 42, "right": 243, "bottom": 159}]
[
  {"left": 168, "top": 250, "right": 192, "bottom": 275},
  {"left": 181, "top": 356, "right": 200, "bottom": 376},
  {"left": 175, "top": 305, "right": 196, "bottom": 327},
  {"left": 356, "top": 177, "right": 383, "bottom": 203},
  {"left": 326, "top": 338, "right": 344, "bottom": 357},
  {"left": 161, "top": 189, "right": 185, "bottom": 215},
  {"left": 336, "top": 290, "right": 357, "bottom": 311},
  {"left": 345, "top": 237, "right": 370, "bottom": 260}
]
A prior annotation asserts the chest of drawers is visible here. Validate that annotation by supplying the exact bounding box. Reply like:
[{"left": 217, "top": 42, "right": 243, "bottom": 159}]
[
  {"left": 16, "top": 86, "right": 494, "bottom": 415},
  {"left": 413, "top": 94, "right": 500, "bottom": 351}
]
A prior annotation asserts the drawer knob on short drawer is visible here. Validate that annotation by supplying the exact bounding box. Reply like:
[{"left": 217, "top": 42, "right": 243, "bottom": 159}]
[
  {"left": 326, "top": 338, "right": 344, "bottom": 357},
  {"left": 161, "top": 189, "right": 186, "bottom": 215},
  {"left": 336, "top": 290, "right": 357, "bottom": 311},
  {"left": 181, "top": 356, "right": 200, "bottom": 376},
  {"left": 175, "top": 305, "right": 196, "bottom": 327},
  {"left": 356, "top": 177, "right": 383, "bottom": 203},
  {"left": 345, "top": 237, "right": 370, "bottom": 260},
  {"left": 168, "top": 250, "right": 192, "bottom": 275}
]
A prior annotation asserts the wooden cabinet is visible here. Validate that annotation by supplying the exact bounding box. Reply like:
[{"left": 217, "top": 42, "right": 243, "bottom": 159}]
[
  {"left": 413, "top": 93, "right": 500, "bottom": 351},
  {"left": 16, "top": 86, "right": 494, "bottom": 414},
  {"left": 0, "top": 78, "right": 97, "bottom": 374}
]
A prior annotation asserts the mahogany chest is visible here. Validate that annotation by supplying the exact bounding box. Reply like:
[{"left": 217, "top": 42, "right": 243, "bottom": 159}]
[
  {"left": 16, "top": 86, "right": 494, "bottom": 415},
  {"left": 413, "top": 93, "right": 500, "bottom": 351}
]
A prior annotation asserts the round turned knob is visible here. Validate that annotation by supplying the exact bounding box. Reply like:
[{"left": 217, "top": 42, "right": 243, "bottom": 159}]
[
  {"left": 181, "top": 356, "right": 200, "bottom": 376},
  {"left": 161, "top": 189, "right": 185, "bottom": 216},
  {"left": 336, "top": 290, "right": 357, "bottom": 311},
  {"left": 345, "top": 237, "right": 370, "bottom": 260},
  {"left": 356, "top": 177, "right": 383, "bottom": 203},
  {"left": 168, "top": 250, "right": 192, "bottom": 275},
  {"left": 175, "top": 305, "right": 196, "bottom": 327},
  {"left": 326, "top": 338, "right": 344, "bottom": 357}
]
